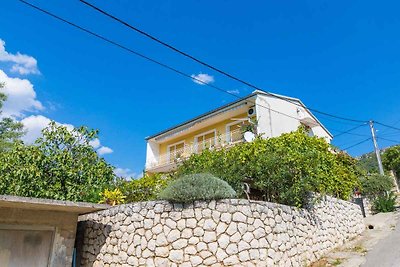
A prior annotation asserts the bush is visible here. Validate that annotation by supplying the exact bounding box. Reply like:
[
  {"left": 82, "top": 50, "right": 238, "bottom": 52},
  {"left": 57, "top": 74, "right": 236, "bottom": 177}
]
[
  {"left": 158, "top": 173, "right": 236, "bottom": 203},
  {"left": 99, "top": 188, "right": 126, "bottom": 206},
  {"left": 117, "top": 173, "right": 172, "bottom": 202},
  {"left": 360, "top": 174, "right": 394, "bottom": 199},
  {"left": 373, "top": 192, "right": 396, "bottom": 213},
  {"left": 177, "top": 128, "right": 360, "bottom": 207}
]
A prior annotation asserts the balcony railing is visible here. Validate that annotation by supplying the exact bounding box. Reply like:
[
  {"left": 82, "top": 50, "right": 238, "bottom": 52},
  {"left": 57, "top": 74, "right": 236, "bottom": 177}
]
[{"left": 146, "top": 129, "right": 244, "bottom": 170}]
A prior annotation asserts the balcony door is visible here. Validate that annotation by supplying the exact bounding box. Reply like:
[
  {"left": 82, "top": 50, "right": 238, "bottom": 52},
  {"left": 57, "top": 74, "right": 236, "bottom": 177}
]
[
  {"left": 226, "top": 122, "right": 242, "bottom": 143},
  {"left": 195, "top": 130, "right": 216, "bottom": 153},
  {"left": 167, "top": 142, "right": 185, "bottom": 163}
]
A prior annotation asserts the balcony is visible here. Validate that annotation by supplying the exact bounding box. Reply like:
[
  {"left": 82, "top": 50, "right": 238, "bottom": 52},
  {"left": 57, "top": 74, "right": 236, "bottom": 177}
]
[{"left": 146, "top": 129, "right": 244, "bottom": 172}]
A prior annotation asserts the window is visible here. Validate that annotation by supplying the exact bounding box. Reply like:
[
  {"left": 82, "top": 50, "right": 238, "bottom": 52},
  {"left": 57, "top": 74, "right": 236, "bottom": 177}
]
[
  {"left": 167, "top": 142, "right": 185, "bottom": 163},
  {"left": 195, "top": 130, "right": 216, "bottom": 153},
  {"left": 226, "top": 122, "right": 242, "bottom": 143}
]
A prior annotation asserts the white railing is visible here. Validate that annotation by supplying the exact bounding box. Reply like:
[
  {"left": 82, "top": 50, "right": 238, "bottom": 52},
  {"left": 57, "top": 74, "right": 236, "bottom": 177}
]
[{"left": 146, "top": 129, "right": 244, "bottom": 170}]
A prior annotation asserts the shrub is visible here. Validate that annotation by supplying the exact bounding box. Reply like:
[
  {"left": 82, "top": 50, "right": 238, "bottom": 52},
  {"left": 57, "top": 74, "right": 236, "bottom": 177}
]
[
  {"left": 360, "top": 174, "right": 394, "bottom": 199},
  {"left": 117, "top": 173, "right": 172, "bottom": 202},
  {"left": 99, "top": 188, "right": 126, "bottom": 206},
  {"left": 373, "top": 192, "right": 396, "bottom": 213},
  {"left": 177, "top": 128, "right": 360, "bottom": 207},
  {"left": 158, "top": 173, "right": 236, "bottom": 203}
]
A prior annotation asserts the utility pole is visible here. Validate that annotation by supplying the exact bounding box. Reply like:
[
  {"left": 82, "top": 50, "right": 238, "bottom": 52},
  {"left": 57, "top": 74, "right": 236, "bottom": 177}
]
[{"left": 369, "top": 120, "right": 385, "bottom": 175}]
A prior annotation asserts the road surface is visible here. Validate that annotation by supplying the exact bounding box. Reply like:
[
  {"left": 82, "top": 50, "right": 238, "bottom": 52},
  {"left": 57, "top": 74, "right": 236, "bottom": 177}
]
[{"left": 361, "top": 217, "right": 400, "bottom": 267}]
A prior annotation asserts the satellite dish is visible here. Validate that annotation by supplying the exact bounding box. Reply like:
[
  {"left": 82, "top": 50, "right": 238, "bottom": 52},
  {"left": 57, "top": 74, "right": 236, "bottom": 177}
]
[{"left": 244, "top": 131, "right": 255, "bottom": 142}]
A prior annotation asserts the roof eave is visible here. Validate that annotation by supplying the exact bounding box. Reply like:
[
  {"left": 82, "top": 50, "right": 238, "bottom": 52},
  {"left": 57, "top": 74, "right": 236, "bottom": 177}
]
[{"left": 146, "top": 93, "right": 257, "bottom": 141}]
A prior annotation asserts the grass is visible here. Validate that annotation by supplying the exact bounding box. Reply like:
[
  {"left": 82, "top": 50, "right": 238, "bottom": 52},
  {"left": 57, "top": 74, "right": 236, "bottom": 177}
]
[
  {"left": 351, "top": 245, "right": 367, "bottom": 254},
  {"left": 309, "top": 257, "right": 344, "bottom": 267},
  {"left": 331, "top": 259, "right": 342, "bottom": 266}
]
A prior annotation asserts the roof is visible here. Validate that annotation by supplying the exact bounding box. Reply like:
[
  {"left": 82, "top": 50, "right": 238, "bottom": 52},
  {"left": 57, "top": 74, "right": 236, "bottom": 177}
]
[
  {"left": 146, "top": 90, "right": 332, "bottom": 140},
  {"left": 145, "top": 93, "right": 257, "bottom": 140},
  {"left": 0, "top": 195, "right": 109, "bottom": 215}
]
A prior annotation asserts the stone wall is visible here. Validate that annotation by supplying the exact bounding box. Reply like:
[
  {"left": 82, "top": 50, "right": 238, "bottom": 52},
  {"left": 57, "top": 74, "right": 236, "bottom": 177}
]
[{"left": 79, "top": 196, "right": 364, "bottom": 267}]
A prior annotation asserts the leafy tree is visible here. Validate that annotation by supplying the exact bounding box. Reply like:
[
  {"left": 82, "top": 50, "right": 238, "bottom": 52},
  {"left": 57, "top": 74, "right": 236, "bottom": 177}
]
[
  {"left": 0, "top": 122, "right": 115, "bottom": 202},
  {"left": 177, "top": 128, "right": 360, "bottom": 207},
  {"left": 0, "top": 83, "right": 25, "bottom": 151},
  {"left": 382, "top": 145, "right": 400, "bottom": 177}
]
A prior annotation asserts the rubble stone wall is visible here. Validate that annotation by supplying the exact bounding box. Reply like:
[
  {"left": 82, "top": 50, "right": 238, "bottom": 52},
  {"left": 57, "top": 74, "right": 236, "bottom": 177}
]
[{"left": 79, "top": 196, "right": 364, "bottom": 267}]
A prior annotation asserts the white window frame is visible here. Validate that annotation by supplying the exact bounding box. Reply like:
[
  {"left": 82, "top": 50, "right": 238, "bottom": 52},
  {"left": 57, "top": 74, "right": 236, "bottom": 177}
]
[
  {"left": 194, "top": 129, "right": 217, "bottom": 152},
  {"left": 225, "top": 121, "right": 242, "bottom": 143},
  {"left": 167, "top": 141, "right": 185, "bottom": 162}
]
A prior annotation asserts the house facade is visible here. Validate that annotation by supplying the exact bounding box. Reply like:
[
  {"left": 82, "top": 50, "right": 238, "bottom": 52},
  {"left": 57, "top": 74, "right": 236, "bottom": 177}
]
[{"left": 145, "top": 90, "right": 332, "bottom": 173}]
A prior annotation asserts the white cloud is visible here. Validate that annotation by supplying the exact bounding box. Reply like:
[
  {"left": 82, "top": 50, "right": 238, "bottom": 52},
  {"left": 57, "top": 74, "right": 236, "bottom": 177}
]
[
  {"left": 0, "top": 39, "right": 114, "bottom": 157},
  {"left": 0, "top": 70, "right": 43, "bottom": 118},
  {"left": 20, "top": 115, "right": 51, "bottom": 144},
  {"left": 0, "top": 39, "right": 40, "bottom": 75},
  {"left": 227, "top": 89, "right": 240, "bottom": 94},
  {"left": 97, "top": 146, "right": 113, "bottom": 155},
  {"left": 21, "top": 115, "right": 114, "bottom": 155},
  {"left": 191, "top": 73, "right": 214, "bottom": 85},
  {"left": 114, "top": 168, "right": 142, "bottom": 179},
  {"left": 20, "top": 115, "right": 74, "bottom": 144},
  {"left": 89, "top": 138, "right": 101, "bottom": 149}
]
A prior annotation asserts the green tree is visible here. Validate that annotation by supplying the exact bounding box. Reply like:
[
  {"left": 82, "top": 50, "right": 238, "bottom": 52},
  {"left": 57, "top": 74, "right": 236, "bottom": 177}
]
[
  {"left": 357, "top": 152, "right": 379, "bottom": 174},
  {"left": 0, "top": 83, "right": 25, "bottom": 151},
  {"left": 177, "top": 128, "right": 360, "bottom": 207},
  {"left": 0, "top": 122, "right": 115, "bottom": 202},
  {"left": 382, "top": 145, "right": 400, "bottom": 177}
]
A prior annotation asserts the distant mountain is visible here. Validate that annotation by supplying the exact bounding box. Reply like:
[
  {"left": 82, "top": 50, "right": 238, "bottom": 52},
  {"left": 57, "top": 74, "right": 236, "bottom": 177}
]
[
  {"left": 356, "top": 146, "right": 393, "bottom": 174},
  {"left": 356, "top": 151, "right": 379, "bottom": 174}
]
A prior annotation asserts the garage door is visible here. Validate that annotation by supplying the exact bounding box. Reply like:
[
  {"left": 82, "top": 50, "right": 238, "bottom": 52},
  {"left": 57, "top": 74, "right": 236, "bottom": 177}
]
[{"left": 0, "top": 227, "right": 54, "bottom": 267}]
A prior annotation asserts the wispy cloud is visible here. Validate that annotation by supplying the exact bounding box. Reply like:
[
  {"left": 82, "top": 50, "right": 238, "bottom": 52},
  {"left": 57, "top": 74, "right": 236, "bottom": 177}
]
[
  {"left": 0, "top": 39, "right": 40, "bottom": 75},
  {"left": 191, "top": 73, "right": 214, "bottom": 85},
  {"left": 227, "top": 89, "right": 240, "bottom": 95}
]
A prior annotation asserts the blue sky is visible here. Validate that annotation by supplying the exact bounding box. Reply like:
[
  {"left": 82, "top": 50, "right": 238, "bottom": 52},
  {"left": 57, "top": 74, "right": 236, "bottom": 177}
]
[{"left": 1, "top": 0, "right": 399, "bottom": 177}]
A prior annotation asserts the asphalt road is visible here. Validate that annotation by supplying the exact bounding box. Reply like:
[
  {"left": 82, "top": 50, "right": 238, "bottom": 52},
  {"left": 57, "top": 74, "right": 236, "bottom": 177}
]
[{"left": 362, "top": 218, "right": 400, "bottom": 267}]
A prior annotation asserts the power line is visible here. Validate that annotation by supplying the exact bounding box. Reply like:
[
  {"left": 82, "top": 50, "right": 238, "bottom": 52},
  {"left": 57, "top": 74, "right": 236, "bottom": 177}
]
[
  {"left": 380, "top": 131, "right": 400, "bottom": 137},
  {"left": 79, "top": 0, "right": 368, "bottom": 124},
  {"left": 375, "top": 121, "right": 400, "bottom": 132},
  {"left": 19, "top": 0, "right": 383, "bottom": 142},
  {"left": 18, "top": 0, "right": 306, "bottom": 125},
  {"left": 342, "top": 137, "right": 372, "bottom": 150},
  {"left": 332, "top": 123, "right": 368, "bottom": 138},
  {"left": 378, "top": 137, "right": 400, "bottom": 144}
]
